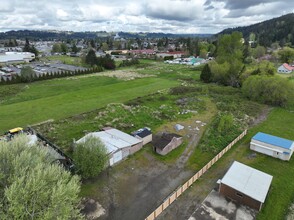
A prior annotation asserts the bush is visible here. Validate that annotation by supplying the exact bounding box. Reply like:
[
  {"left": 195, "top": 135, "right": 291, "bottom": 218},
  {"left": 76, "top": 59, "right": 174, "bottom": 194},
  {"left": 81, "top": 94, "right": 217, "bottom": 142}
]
[
  {"left": 119, "top": 58, "right": 140, "bottom": 67},
  {"left": 169, "top": 86, "right": 202, "bottom": 95},
  {"left": 242, "top": 75, "right": 292, "bottom": 106},
  {"left": 73, "top": 135, "right": 108, "bottom": 179},
  {"left": 164, "top": 56, "right": 174, "bottom": 60},
  {"left": 200, "top": 63, "right": 212, "bottom": 83}
]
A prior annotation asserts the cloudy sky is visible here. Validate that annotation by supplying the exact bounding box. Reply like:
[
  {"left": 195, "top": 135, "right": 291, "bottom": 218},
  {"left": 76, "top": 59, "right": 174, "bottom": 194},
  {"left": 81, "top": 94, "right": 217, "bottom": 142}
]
[{"left": 0, "top": 0, "right": 293, "bottom": 34}]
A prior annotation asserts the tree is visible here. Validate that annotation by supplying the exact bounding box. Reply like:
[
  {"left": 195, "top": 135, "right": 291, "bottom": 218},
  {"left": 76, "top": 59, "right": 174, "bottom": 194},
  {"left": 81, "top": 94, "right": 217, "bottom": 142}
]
[
  {"left": 72, "top": 44, "right": 79, "bottom": 53},
  {"left": 242, "top": 75, "right": 292, "bottom": 106},
  {"left": 211, "top": 32, "right": 245, "bottom": 87},
  {"left": 23, "top": 38, "right": 38, "bottom": 57},
  {"left": 20, "top": 66, "right": 36, "bottom": 83},
  {"left": 60, "top": 43, "right": 68, "bottom": 54},
  {"left": 200, "top": 63, "right": 212, "bottom": 83},
  {"left": 252, "top": 45, "right": 266, "bottom": 59},
  {"left": 278, "top": 47, "right": 294, "bottom": 63},
  {"left": 52, "top": 43, "right": 61, "bottom": 53},
  {"left": 85, "top": 49, "right": 97, "bottom": 66},
  {"left": 23, "top": 38, "right": 31, "bottom": 52},
  {"left": 101, "top": 42, "right": 109, "bottom": 51},
  {"left": 98, "top": 54, "right": 116, "bottom": 70},
  {"left": 0, "top": 135, "right": 82, "bottom": 219},
  {"left": 73, "top": 136, "right": 108, "bottom": 179}
]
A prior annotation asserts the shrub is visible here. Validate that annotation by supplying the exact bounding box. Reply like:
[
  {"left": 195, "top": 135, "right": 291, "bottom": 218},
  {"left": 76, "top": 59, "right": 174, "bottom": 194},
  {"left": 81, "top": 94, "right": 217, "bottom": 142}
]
[
  {"left": 242, "top": 75, "right": 292, "bottom": 106},
  {"left": 73, "top": 135, "right": 108, "bottom": 179}
]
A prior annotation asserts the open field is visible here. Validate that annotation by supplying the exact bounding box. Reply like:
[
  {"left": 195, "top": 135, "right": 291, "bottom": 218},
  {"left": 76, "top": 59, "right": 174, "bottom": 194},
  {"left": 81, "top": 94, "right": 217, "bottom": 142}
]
[{"left": 0, "top": 73, "right": 178, "bottom": 133}]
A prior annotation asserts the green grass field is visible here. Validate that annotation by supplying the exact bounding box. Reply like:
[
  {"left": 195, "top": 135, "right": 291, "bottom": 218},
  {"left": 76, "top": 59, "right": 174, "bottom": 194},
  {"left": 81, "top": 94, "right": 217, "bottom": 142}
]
[{"left": 0, "top": 74, "right": 178, "bottom": 133}]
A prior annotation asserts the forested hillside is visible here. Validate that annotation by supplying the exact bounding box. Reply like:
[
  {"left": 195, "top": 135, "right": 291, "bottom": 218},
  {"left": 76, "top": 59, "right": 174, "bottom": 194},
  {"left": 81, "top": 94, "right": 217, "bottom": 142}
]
[{"left": 218, "top": 13, "right": 294, "bottom": 47}]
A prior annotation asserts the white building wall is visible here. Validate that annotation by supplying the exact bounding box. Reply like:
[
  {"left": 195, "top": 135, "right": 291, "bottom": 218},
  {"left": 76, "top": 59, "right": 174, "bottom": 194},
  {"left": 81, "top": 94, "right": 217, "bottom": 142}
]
[
  {"left": 250, "top": 140, "right": 292, "bottom": 161},
  {"left": 278, "top": 65, "right": 292, "bottom": 73}
]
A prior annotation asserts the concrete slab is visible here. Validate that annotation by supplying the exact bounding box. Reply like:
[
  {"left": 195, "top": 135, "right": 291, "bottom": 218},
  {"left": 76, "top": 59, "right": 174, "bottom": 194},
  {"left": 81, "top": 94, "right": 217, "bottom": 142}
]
[{"left": 188, "top": 189, "right": 257, "bottom": 220}]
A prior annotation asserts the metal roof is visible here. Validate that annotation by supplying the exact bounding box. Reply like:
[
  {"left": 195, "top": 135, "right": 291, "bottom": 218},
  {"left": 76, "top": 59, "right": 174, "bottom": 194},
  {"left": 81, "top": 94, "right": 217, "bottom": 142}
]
[
  {"left": 221, "top": 161, "right": 273, "bottom": 203},
  {"left": 76, "top": 129, "right": 142, "bottom": 154},
  {"left": 252, "top": 132, "right": 294, "bottom": 149},
  {"left": 0, "top": 52, "right": 35, "bottom": 63},
  {"left": 105, "top": 129, "right": 142, "bottom": 146}
]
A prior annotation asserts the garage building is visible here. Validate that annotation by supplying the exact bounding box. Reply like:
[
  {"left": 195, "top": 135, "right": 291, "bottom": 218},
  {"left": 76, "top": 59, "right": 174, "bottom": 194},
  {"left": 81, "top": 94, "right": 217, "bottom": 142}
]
[
  {"left": 132, "top": 127, "right": 152, "bottom": 145},
  {"left": 219, "top": 161, "right": 273, "bottom": 211},
  {"left": 250, "top": 132, "right": 294, "bottom": 161},
  {"left": 76, "top": 128, "right": 143, "bottom": 166}
]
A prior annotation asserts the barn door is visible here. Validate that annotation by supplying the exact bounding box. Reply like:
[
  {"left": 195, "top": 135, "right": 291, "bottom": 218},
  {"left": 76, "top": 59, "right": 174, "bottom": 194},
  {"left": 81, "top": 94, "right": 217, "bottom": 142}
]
[{"left": 113, "top": 150, "right": 123, "bottom": 164}]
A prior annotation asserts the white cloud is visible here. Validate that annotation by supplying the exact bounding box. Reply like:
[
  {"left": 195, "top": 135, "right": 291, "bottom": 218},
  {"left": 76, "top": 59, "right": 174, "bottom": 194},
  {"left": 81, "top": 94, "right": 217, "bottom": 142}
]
[{"left": 0, "top": 0, "right": 292, "bottom": 33}]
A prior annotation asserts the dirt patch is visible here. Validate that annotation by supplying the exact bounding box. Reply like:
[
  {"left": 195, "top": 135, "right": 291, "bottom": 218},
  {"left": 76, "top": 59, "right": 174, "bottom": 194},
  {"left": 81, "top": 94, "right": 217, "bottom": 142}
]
[
  {"left": 249, "top": 106, "right": 272, "bottom": 127},
  {"left": 81, "top": 198, "right": 106, "bottom": 219},
  {"left": 68, "top": 70, "right": 155, "bottom": 81},
  {"left": 98, "top": 70, "right": 155, "bottom": 80},
  {"left": 189, "top": 190, "right": 257, "bottom": 220}
]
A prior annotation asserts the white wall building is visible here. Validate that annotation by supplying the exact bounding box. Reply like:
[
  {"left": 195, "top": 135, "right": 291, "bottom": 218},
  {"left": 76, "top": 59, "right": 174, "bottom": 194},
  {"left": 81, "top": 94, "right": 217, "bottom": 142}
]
[
  {"left": 76, "top": 128, "right": 143, "bottom": 166},
  {"left": 0, "top": 52, "right": 35, "bottom": 64},
  {"left": 250, "top": 132, "right": 294, "bottom": 161},
  {"left": 277, "top": 63, "right": 294, "bottom": 73}
]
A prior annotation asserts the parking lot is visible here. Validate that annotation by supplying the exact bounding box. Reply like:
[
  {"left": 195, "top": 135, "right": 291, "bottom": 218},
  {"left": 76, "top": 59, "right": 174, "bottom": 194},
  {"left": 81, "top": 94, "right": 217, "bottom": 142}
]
[{"left": 1, "top": 60, "right": 88, "bottom": 78}]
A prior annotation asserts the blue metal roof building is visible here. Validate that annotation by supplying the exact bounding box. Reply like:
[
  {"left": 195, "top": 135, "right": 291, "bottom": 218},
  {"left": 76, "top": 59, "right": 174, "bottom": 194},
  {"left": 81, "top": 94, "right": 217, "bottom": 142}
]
[
  {"left": 250, "top": 132, "right": 294, "bottom": 161},
  {"left": 252, "top": 132, "right": 294, "bottom": 149}
]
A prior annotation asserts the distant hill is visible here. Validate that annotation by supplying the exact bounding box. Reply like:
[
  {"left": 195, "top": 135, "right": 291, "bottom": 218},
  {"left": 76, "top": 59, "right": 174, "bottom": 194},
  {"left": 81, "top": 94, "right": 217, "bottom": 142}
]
[
  {"left": 217, "top": 13, "right": 294, "bottom": 47},
  {"left": 0, "top": 30, "right": 212, "bottom": 41}
]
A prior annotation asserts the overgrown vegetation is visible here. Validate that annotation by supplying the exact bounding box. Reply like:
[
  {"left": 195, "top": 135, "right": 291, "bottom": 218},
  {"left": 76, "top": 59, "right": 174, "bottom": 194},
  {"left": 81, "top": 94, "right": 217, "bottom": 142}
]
[
  {"left": 199, "top": 113, "right": 242, "bottom": 153},
  {"left": 0, "top": 135, "right": 82, "bottom": 219},
  {"left": 242, "top": 75, "right": 292, "bottom": 106},
  {"left": 119, "top": 58, "right": 139, "bottom": 67}
]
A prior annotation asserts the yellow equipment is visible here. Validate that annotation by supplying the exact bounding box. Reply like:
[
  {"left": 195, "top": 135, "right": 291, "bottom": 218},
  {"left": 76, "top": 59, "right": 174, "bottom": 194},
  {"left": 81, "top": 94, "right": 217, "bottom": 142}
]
[{"left": 8, "top": 127, "right": 23, "bottom": 134}]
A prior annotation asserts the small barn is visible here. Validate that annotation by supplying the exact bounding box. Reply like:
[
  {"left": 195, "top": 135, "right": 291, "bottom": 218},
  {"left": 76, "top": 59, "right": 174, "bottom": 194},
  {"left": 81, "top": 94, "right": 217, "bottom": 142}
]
[
  {"left": 132, "top": 127, "right": 152, "bottom": 145},
  {"left": 76, "top": 128, "right": 143, "bottom": 166},
  {"left": 153, "top": 133, "right": 183, "bottom": 155},
  {"left": 250, "top": 132, "right": 294, "bottom": 161},
  {"left": 219, "top": 161, "right": 273, "bottom": 211}
]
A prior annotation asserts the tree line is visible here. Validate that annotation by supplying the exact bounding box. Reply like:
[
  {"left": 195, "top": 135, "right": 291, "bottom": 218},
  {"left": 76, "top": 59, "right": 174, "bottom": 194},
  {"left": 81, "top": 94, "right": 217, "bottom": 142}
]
[{"left": 200, "top": 31, "right": 293, "bottom": 107}]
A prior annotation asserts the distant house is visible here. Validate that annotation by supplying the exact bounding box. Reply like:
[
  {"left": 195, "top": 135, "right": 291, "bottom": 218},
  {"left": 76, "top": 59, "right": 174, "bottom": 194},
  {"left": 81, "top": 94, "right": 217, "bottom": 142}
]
[
  {"left": 153, "top": 133, "right": 183, "bottom": 155},
  {"left": 129, "top": 49, "right": 155, "bottom": 55},
  {"left": 277, "top": 63, "right": 294, "bottom": 73},
  {"left": 219, "top": 161, "right": 273, "bottom": 211},
  {"left": 250, "top": 132, "right": 294, "bottom": 161},
  {"left": 132, "top": 127, "right": 152, "bottom": 145},
  {"left": 76, "top": 128, "right": 143, "bottom": 166},
  {"left": 156, "top": 51, "right": 186, "bottom": 59}
]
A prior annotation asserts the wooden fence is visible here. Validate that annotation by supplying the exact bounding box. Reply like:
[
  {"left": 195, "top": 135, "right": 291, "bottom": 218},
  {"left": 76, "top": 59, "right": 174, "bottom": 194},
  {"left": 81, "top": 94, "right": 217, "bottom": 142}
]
[{"left": 145, "top": 129, "right": 247, "bottom": 220}]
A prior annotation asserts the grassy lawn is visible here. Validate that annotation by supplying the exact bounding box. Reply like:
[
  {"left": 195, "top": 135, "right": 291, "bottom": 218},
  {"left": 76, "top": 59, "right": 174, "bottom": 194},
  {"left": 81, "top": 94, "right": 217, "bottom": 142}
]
[{"left": 0, "top": 76, "right": 178, "bottom": 133}]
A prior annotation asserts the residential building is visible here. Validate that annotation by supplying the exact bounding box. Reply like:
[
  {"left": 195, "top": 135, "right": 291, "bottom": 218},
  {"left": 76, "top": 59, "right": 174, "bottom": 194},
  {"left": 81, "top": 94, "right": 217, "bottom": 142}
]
[{"left": 277, "top": 63, "right": 294, "bottom": 73}]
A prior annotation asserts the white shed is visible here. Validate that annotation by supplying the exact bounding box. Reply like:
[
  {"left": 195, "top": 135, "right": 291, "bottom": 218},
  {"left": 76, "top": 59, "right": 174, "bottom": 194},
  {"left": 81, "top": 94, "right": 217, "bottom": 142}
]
[
  {"left": 250, "top": 132, "right": 294, "bottom": 161},
  {"left": 76, "top": 128, "right": 143, "bottom": 166}
]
